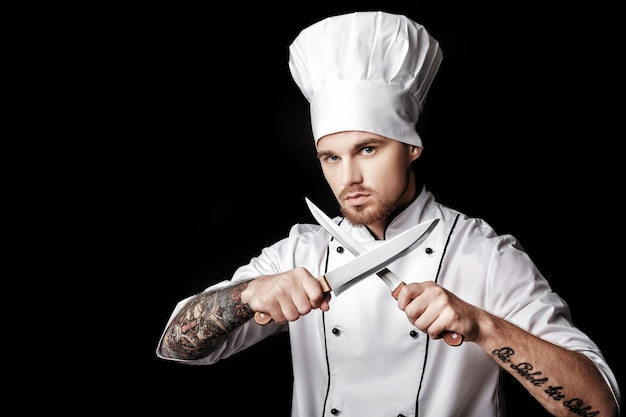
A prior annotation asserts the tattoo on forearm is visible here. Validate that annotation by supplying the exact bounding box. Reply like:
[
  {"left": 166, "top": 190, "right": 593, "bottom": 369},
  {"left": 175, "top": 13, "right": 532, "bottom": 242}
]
[
  {"left": 493, "top": 347, "right": 601, "bottom": 416},
  {"left": 162, "top": 282, "right": 254, "bottom": 360}
]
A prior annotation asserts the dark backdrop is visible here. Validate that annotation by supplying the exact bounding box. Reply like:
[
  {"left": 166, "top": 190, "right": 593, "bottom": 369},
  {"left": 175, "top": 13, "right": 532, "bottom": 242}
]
[{"left": 109, "top": 3, "right": 622, "bottom": 415}]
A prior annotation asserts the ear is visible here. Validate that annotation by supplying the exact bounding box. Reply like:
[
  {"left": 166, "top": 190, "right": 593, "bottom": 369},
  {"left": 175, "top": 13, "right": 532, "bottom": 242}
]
[{"left": 409, "top": 145, "right": 423, "bottom": 162}]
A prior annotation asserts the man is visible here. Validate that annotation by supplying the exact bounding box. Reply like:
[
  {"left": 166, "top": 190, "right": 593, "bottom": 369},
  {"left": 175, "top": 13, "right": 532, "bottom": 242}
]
[{"left": 156, "top": 11, "right": 620, "bottom": 416}]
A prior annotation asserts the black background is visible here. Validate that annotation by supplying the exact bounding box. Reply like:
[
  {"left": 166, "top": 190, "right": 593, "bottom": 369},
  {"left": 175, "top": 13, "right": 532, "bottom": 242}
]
[{"left": 106, "top": 3, "right": 623, "bottom": 415}]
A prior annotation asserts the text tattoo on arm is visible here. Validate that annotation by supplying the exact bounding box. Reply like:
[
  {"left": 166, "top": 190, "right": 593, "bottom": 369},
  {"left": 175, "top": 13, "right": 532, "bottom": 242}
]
[
  {"left": 493, "top": 347, "right": 601, "bottom": 416},
  {"left": 162, "top": 282, "right": 254, "bottom": 360}
]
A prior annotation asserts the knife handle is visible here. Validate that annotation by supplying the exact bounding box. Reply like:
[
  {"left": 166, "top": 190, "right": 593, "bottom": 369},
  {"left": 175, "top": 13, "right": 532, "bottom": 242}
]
[
  {"left": 254, "top": 276, "right": 334, "bottom": 326},
  {"left": 443, "top": 331, "right": 463, "bottom": 346},
  {"left": 254, "top": 311, "right": 272, "bottom": 325},
  {"left": 391, "top": 282, "right": 464, "bottom": 347}
]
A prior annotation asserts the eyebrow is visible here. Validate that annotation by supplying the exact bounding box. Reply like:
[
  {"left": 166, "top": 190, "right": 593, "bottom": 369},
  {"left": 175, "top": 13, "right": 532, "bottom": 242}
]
[{"left": 317, "top": 137, "right": 388, "bottom": 159}]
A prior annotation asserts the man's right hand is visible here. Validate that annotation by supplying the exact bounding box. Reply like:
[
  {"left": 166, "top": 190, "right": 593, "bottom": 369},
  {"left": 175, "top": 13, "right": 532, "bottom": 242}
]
[{"left": 242, "top": 267, "right": 331, "bottom": 324}]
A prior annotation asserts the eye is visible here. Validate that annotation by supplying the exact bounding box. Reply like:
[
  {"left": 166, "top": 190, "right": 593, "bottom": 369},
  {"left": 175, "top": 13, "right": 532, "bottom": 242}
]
[
  {"left": 324, "top": 155, "right": 339, "bottom": 163},
  {"left": 361, "top": 146, "right": 375, "bottom": 155}
]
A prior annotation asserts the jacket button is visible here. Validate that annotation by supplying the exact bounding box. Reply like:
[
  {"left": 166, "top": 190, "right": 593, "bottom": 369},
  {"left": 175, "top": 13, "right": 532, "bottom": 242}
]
[
  {"left": 336, "top": 246, "right": 344, "bottom": 253},
  {"left": 332, "top": 328, "right": 341, "bottom": 335},
  {"left": 425, "top": 247, "right": 433, "bottom": 254},
  {"left": 331, "top": 408, "right": 340, "bottom": 415},
  {"left": 409, "top": 330, "right": 418, "bottom": 338}
]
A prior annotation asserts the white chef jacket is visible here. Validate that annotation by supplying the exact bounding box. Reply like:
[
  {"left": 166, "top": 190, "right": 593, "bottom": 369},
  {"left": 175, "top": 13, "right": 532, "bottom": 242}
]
[{"left": 157, "top": 186, "right": 620, "bottom": 417}]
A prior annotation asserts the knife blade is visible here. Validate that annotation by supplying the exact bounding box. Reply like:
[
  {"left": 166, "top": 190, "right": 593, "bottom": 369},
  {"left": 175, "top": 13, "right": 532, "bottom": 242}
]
[
  {"left": 305, "top": 197, "right": 464, "bottom": 346},
  {"left": 254, "top": 217, "right": 433, "bottom": 325}
]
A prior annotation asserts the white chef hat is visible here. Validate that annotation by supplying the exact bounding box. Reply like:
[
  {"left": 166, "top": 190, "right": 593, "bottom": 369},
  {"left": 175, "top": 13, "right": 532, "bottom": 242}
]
[{"left": 289, "top": 11, "right": 442, "bottom": 148}]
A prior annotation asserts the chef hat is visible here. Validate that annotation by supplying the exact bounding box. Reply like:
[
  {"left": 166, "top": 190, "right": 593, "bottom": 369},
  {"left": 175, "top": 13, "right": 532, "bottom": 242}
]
[{"left": 289, "top": 11, "right": 442, "bottom": 147}]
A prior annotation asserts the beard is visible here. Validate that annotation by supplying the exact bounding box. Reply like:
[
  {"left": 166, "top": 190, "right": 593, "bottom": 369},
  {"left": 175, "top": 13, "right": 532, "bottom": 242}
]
[
  {"left": 339, "top": 177, "right": 412, "bottom": 226},
  {"left": 340, "top": 195, "right": 397, "bottom": 226},
  {"left": 338, "top": 163, "right": 414, "bottom": 227}
]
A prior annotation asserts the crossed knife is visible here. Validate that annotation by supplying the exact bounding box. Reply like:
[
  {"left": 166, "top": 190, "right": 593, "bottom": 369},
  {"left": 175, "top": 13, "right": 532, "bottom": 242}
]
[{"left": 254, "top": 197, "right": 463, "bottom": 346}]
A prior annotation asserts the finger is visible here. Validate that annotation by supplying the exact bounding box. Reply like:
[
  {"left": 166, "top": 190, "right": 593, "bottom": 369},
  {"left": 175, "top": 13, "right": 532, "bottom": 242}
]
[
  {"left": 320, "top": 292, "right": 332, "bottom": 312},
  {"left": 300, "top": 274, "right": 328, "bottom": 309},
  {"left": 396, "top": 281, "right": 428, "bottom": 310},
  {"left": 277, "top": 293, "right": 306, "bottom": 322}
]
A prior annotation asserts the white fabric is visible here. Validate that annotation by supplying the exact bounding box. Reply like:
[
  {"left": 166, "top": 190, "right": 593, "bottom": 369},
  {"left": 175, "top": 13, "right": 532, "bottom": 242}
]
[
  {"left": 156, "top": 187, "right": 621, "bottom": 417},
  {"left": 288, "top": 11, "right": 442, "bottom": 147}
]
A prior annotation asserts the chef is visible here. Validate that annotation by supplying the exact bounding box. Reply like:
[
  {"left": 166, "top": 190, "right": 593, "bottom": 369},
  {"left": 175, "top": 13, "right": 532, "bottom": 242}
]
[{"left": 157, "top": 11, "right": 620, "bottom": 417}]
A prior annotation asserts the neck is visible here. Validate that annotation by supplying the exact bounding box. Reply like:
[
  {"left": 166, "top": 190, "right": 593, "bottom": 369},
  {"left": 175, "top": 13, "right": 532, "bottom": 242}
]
[{"left": 368, "top": 174, "right": 420, "bottom": 239}]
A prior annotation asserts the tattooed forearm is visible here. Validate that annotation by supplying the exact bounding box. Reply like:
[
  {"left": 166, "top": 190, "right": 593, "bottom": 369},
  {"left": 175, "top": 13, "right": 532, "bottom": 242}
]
[
  {"left": 160, "top": 281, "right": 254, "bottom": 360},
  {"left": 493, "top": 347, "right": 601, "bottom": 416}
]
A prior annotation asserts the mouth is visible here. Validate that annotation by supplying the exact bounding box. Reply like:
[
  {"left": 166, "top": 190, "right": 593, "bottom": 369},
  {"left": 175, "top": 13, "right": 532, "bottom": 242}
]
[{"left": 343, "top": 193, "right": 370, "bottom": 207}]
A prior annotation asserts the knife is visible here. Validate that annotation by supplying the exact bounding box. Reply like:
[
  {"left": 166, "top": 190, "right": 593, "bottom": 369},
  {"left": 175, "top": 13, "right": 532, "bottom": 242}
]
[
  {"left": 305, "top": 197, "right": 464, "bottom": 346},
  {"left": 254, "top": 216, "right": 437, "bottom": 325}
]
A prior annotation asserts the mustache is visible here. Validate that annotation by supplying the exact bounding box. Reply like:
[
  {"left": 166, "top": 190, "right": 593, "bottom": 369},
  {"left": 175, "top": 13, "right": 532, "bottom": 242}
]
[{"left": 338, "top": 186, "right": 373, "bottom": 200}]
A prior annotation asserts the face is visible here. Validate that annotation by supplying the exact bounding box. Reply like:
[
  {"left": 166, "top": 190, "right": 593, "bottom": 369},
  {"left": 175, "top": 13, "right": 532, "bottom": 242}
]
[{"left": 316, "top": 131, "right": 422, "bottom": 230}]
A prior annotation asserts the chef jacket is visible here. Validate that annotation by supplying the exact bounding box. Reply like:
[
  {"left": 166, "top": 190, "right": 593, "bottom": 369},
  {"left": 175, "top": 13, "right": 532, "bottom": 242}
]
[{"left": 157, "top": 186, "right": 620, "bottom": 417}]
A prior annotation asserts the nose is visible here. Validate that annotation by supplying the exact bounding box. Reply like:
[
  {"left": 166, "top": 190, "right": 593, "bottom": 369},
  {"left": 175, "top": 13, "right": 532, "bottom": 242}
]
[{"left": 341, "top": 159, "right": 362, "bottom": 186}]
